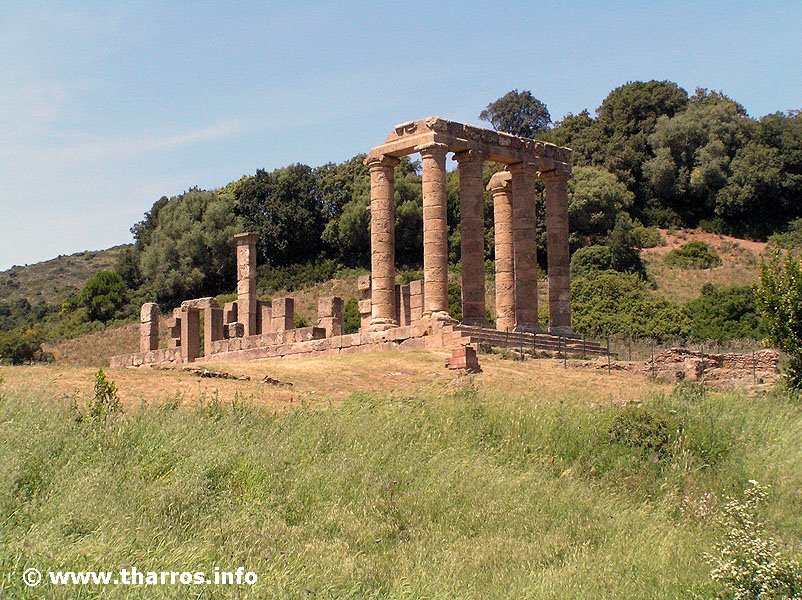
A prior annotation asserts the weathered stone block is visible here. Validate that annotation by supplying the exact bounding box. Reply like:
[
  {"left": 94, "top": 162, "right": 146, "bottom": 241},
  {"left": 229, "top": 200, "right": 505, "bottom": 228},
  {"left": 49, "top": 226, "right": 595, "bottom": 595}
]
[
  {"left": 227, "top": 322, "right": 244, "bottom": 339},
  {"left": 140, "top": 302, "right": 159, "bottom": 323},
  {"left": 257, "top": 300, "right": 272, "bottom": 334}
]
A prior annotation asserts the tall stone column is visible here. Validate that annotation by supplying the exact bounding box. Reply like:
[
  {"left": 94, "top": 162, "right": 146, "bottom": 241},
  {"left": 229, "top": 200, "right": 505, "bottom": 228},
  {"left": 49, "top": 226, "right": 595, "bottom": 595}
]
[
  {"left": 367, "top": 154, "right": 400, "bottom": 330},
  {"left": 542, "top": 170, "right": 572, "bottom": 333},
  {"left": 234, "top": 232, "right": 259, "bottom": 336},
  {"left": 509, "top": 162, "right": 539, "bottom": 331},
  {"left": 488, "top": 171, "right": 516, "bottom": 332},
  {"left": 419, "top": 142, "right": 450, "bottom": 320},
  {"left": 454, "top": 149, "right": 486, "bottom": 326}
]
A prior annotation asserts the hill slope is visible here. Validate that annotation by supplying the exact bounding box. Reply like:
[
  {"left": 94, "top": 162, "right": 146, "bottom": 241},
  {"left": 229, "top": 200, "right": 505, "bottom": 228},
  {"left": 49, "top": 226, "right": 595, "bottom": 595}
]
[{"left": 0, "top": 245, "right": 128, "bottom": 307}]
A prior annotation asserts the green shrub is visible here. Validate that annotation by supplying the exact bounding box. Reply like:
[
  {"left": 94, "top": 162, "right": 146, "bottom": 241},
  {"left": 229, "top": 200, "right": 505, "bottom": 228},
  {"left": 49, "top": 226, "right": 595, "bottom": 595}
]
[
  {"left": 294, "top": 314, "right": 310, "bottom": 328},
  {"left": 686, "top": 284, "right": 761, "bottom": 341},
  {"left": 633, "top": 224, "right": 664, "bottom": 248},
  {"left": 665, "top": 241, "right": 722, "bottom": 269},
  {"left": 0, "top": 329, "right": 52, "bottom": 365},
  {"left": 707, "top": 481, "right": 802, "bottom": 599},
  {"left": 88, "top": 369, "right": 121, "bottom": 418},
  {"left": 609, "top": 406, "right": 682, "bottom": 459},
  {"left": 571, "top": 271, "right": 690, "bottom": 340},
  {"left": 78, "top": 270, "right": 128, "bottom": 322},
  {"left": 343, "top": 298, "right": 360, "bottom": 334},
  {"left": 570, "top": 245, "right": 612, "bottom": 277},
  {"left": 756, "top": 253, "right": 802, "bottom": 387},
  {"left": 257, "top": 259, "right": 340, "bottom": 294},
  {"left": 768, "top": 218, "right": 802, "bottom": 250}
]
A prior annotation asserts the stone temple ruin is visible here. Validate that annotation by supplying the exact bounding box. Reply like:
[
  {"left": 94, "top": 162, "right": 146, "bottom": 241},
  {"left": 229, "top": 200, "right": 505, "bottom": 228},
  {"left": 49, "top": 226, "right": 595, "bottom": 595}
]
[{"left": 111, "top": 117, "right": 603, "bottom": 369}]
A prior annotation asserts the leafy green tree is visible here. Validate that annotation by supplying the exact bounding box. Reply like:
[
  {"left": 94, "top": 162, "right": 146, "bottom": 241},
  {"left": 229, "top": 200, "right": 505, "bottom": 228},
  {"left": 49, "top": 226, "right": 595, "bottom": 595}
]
[
  {"left": 568, "top": 166, "right": 634, "bottom": 248},
  {"left": 237, "top": 164, "right": 325, "bottom": 266},
  {"left": 644, "top": 90, "right": 755, "bottom": 225},
  {"left": 78, "top": 271, "right": 127, "bottom": 322},
  {"left": 139, "top": 188, "right": 242, "bottom": 305},
  {"left": 756, "top": 253, "right": 802, "bottom": 387},
  {"left": 607, "top": 214, "right": 646, "bottom": 277},
  {"left": 480, "top": 90, "right": 552, "bottom": 138},
  {"left": 715, "top": 142, "right": 784, "bottom": 236}
]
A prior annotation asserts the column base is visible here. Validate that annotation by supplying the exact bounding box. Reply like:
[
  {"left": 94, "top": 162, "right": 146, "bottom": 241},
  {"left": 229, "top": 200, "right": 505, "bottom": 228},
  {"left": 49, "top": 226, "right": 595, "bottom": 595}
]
[
  {"left": 368, "top": 317, "right": 398, "bottom": 332},
  {"left": 549, "top": 325, "right": 577, "bottom": 338},
  {"left": 514, "top": 324, "right": 542, "bottom": 334},
  {"left": 461, "top": 317, "right": 489, "bottom": 328}
]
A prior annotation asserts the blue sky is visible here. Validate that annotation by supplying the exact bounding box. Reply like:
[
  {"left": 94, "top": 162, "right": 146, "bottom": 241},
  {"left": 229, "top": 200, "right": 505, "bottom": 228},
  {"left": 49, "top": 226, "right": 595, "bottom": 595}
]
[{"left": 0, "top": 1, "right": 800, "bottom": 270}]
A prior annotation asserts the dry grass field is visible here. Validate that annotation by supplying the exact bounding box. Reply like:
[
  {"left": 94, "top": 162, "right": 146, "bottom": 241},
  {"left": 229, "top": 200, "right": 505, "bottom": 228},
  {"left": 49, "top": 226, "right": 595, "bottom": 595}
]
[{"left": 0, "top": 350, "right": 666, "bottom": 413}]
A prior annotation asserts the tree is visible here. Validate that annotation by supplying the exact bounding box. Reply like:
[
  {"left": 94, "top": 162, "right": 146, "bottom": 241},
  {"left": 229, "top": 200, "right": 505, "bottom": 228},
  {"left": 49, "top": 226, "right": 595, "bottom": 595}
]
[
  {"left": 139, "top": 188, "right": 242, "bottom": 305},
  {"left": 607, "top": 214, "right": 646, "bottom": 277},
  {"left": 236, "top": 164, "right": 325, "bottom": 266},
  {"left": 479, "top": 90, "right": 551, "bottom": 138},
  {"left": 756, "top": 253, "right": 802, "bottom": 387},
  {"left": 78, "top": 271, "right": 127, "bottom": 322},
  {"left": 568, "top": 166, "right": 634, "bottom": 248}
]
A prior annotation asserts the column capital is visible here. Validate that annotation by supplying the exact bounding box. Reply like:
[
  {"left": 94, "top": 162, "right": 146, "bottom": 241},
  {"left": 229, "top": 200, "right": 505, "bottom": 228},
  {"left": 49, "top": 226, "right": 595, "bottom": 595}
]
[
  {"left": 234, "top": 232, "right": 259, "bottom": 245},
  {"left": 506, "top": 161, "right": 537, "bottom": 176},
  {"left": 365, "top": 153, "right": 401, "bottom": 170},
  {"left": 415, "top": 142, "right": 449, "bottom": 160},
  {"left": 538, "top": 166, "right": 572, "bottom": 182},
  {"left": 453, "top": 148, "right": 486, "bottom": 165},
  {"left": 486, "top": 170, "right": 512, "bottom": 193}
]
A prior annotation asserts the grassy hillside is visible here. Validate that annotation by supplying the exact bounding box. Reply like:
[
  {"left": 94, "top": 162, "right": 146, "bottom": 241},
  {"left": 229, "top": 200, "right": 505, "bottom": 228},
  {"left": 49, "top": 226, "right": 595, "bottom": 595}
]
[
  {"left": 0, "top": 246, "right": 128, "bottom": 307},
  {"left": 644, "top": 229, "right": 766, "bottom": 304},
  {"left": 1, "top": 355, "right": 800, "bottom": 599}
]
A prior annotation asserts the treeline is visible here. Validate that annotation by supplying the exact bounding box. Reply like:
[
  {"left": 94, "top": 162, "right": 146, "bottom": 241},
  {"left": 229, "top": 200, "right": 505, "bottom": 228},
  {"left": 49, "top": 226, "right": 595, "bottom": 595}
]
[{"left": 3, "top": 80, "right": 800, "bottom": 362}]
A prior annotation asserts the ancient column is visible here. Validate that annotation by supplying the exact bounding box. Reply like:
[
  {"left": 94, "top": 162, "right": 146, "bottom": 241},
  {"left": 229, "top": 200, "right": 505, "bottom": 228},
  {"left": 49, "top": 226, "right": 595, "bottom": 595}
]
[
  {"left": 419, "top": 142, "right": 450, "bottom": 320},
  {"left": 366, "top": 155, "right": 400, "bottom": 331},
  {"left": 542, "top": 169, "right": 572, "bottom": 333},
  {"left": 509, "top": 162, "right": 539, "bottom": 331},
  {"left": 454, "top": 149, "right": 486, "bottom": 326},
  {"left": 140, "top": 303, "right": 159, "bottom": 353},
  {"left": 488, "top": 171, "right": 516, "bottom": 332},
  {"left": 234, "top": 232, "right": 259, "bottom": 336}
]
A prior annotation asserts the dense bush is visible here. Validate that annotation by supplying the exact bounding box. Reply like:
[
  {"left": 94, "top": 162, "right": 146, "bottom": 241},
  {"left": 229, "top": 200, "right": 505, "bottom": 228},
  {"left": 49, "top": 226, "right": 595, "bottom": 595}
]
[
  {"left": 0, "top": 329, "right": 51, "bottom": 365},
  {"left": 768, "top": 217, "right": 802, "bottom": 250},
  {"left": 686, "top": 284, "right": 761, "bottom": 341},
  {"left": 256, "top": 259, "right": 341, "bottom": 295},
  {"left": 665, "top": 241, "right": 722, "bottom": 269},
  {"left": 570, "top": 245, "right": 613, "bottom": 277},
  {"left": 707, "top": 481, "right": 802, "bottom": 599},
  {"left": 78, "top": 271, "right": 127, "bottom": 322},
  {"left": 756, "top": 253, "right": 802, "bottom": 387},
  {"left": 571, "top": 271, "right": 689, "bottom": 339}
]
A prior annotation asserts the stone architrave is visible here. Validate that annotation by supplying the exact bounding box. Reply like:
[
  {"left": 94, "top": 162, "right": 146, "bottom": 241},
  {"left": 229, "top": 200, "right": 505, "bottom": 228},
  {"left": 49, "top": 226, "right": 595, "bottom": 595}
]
[
  {"left": 542, "top": 170, "right": 572, "bottom": 333},
  {"left": 508, "top": 161, "right": 539, "bottom": 331},
  {"left": 419, "top": 142, "right": 450, "bottom": 320},
  {"left": 140, "top": 302, "right": 159, "bottom": 353},
  {"left": 235, "top": 232, "right": 259, "bottom": 336},
  {"left": 454, "top": 149, "right": 487, "bottom": 325},
  {"left": 271, "top": 297, "right": 294, "bottom": 332},
  {"left": 366, "top": 155, "right": 400, "bottom": 331},
  {"left": 488, "top": 171, "right": 516, "bottom": 332}
]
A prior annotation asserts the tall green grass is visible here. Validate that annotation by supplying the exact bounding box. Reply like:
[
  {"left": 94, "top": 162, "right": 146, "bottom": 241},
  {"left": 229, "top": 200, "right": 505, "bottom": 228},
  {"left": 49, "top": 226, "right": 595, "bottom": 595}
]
[{"left": 1, "top": 381, "right": 800, "bottom": 598}]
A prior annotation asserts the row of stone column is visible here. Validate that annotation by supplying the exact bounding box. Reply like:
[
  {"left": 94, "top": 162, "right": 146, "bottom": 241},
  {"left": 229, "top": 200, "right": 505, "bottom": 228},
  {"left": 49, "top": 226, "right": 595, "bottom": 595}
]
[{"left": 367, "top": 151, "right": 571, "bottom": 333}]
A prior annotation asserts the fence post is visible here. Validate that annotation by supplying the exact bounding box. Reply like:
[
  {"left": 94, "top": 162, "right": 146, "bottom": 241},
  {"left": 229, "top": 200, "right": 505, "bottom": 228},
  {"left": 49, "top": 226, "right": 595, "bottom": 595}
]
[
  {"left": 651, "top": 340, "right": 656, "bottom": 381},
  {"left": 606, "top": 336, "right": 611, "bottom": 374},
  {"left": 700, "top": 342, "right": 705, "bottom": 380},
  {"left": 753, "top": 348, "right": 757, "bottom": 385},
  {"left": 562, "top": 336, "right": 567, "bottom": 368},
  {"left": 520, "top": 329, "right": 524, "bottom": 361}
]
